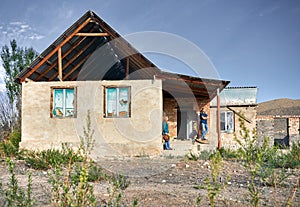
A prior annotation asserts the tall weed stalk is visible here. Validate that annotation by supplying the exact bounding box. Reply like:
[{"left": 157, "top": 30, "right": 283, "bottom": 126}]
[{"left": 1, "top": 158, "right": 35, "bottom": 207}]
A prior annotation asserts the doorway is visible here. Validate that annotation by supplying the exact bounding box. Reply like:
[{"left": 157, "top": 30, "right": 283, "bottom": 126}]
[
  {"left": 177, "top": 110, "right": 187, "bottom": 139},
  {"left": 274, "top": 118, "right": 289, "bottom": 148}
]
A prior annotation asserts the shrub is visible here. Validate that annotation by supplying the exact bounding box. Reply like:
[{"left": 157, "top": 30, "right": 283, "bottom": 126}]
[
  {"left": 105, "top": 173, "right": 130, "bottom": 206},
  {"left": 20, "top": 145, "right": 83, "bottom": 170},
  {"left": 199, "top": 150, "right": 213, "bottom": 161},
  {"left": 88, "top": 164, "right": 104, "bottom": 182},
  {"left": 218, "top": 147, "right": 239, "bottom": 160},
  {"left": 0, "top": 130, "right": 21, "bottom": 157},
  {"left": 186, "top": 152, "right": 199, "bottom": 161}
]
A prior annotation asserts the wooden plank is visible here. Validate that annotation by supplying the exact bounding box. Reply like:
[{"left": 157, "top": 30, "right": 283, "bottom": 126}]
[
  {"left": 75, "top": 32, "right": 109, "bottom": 36},
  {"left": 126, "top": 57, "right": 129, "bottom": 80},
  {"left": 20, "top": 17, "right": 92, "bottom": 82},
  {"left": 156, "top": 74, "right": 222, "bottom": 87},
  {"left": 58, "top": 47, "right": 63, "bottom": 81},
  {"left": 35, "top": 36, "right": 88, "bottom": 81},
  {"left": 49, "top": 38, "right": 97, "bottom": 81}
]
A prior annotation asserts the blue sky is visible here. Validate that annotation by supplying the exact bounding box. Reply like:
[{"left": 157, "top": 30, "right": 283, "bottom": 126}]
[{"left": 0, "top": 0, "right": 299, "bottom": 102}]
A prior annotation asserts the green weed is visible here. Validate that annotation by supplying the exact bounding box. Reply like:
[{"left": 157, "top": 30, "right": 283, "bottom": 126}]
[
  {"left": 0, "top": 158, "right": 35, "bottom": 207},
  {"left": 196, "top": 150, "right": 228, "bottom": 207}
]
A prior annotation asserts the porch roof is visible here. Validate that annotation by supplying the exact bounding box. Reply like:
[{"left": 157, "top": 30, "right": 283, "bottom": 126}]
[{"left": 15, "top": 10, "right": 229, "bottom": 99}]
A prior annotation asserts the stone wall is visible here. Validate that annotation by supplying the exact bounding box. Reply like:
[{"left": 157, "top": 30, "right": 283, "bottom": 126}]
[
  {"left": 257, "top": 116, "right": 300, "bottom": 148},
  {"left": 210, "top": 106, "right": 257, "bottom": 150},
  {"left": 21, "top": 80, "right": 163, "bottom": 158}
]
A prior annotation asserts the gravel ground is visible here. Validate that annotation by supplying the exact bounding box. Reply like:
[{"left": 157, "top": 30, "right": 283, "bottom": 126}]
[{"left": 0, "top": 157, "right": 299, "bottom": 206}]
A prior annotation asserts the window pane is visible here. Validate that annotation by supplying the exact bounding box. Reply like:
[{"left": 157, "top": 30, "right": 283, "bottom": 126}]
[
  {"left": 106, "top": 88, "right": 117, "bottom": 117},
  {"left": 118, "top": 88, "right": 129, "bottom": 117},
  {"left": 227, "top": 111, "right": 234, "bottom": 131},
  {"left": 53, "top": 89, "right": 64, "bottom": 117},
  {"left": 65, "top": 89, "right": 74, "bottom": 117},
  {"left": 220, "top": 112, "right": 225, "bottom": 131}
]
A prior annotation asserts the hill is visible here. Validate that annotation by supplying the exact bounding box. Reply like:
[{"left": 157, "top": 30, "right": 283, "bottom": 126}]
[{"left": 257, "top": 98, "right": 300, "bottom": 116}]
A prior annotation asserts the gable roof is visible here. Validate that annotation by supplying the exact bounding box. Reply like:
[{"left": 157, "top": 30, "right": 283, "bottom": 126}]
[{"left": 15, "top": 10, "right": 229, "bottom": 99}]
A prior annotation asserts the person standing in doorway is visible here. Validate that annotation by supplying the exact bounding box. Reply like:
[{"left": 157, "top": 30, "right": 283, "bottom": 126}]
[
  {"left": 162, "top": 115, "right": 172, "bottom": 150},
  {"left": 200, "top": 108, "right": 208, "bottom": 140}
]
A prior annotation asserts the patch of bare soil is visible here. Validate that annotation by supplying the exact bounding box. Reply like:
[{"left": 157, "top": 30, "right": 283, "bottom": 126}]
[{"left": 0, "top": 157, "right": 299, "bottom": 207}]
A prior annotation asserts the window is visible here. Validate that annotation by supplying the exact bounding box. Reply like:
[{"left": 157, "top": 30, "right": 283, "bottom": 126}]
[
  {"left": 221, "top": 111, "right": 234, "bottom": 132},
  {"left": 105, "top": 87, "right": 130, "bottom": 118},
  {"left": 51, "top": 88, "right": 76, "bottom": 118}
]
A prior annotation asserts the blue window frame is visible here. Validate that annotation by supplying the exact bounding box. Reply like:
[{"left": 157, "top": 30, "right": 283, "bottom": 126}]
[
  {"left": 52, "top": 88, "right": 76, "bottom": 118},
  {"left": 105, "top": 87, "right": 130, "bottom": 118}
]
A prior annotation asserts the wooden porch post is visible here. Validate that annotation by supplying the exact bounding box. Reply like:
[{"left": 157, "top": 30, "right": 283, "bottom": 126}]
[{"left": 217, "top": 88, "right": 221, "bottom": 150}]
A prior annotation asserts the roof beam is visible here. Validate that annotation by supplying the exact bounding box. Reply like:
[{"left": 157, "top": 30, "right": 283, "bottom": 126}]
[
  {"left": 58, "top": 47, "right": 63, "bottom": 81},
  {"left": 20, "top": 17, "right": 92, "bottom": 82},
  {"left": 35, "top": 36, "right": 89, "bottom": 81},
  {"left": 156, "top": 74, "right": 223, "bottom": 87},
  {"left": 48, "top": 37, "right": 97, "bottom": 81},
  {"left": 75, "top": 32, "right": 109, "bottom": 36}
]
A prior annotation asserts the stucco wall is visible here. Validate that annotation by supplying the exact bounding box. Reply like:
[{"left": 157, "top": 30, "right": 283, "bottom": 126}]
[{"left": 21, "top": 80, "right": 163, "bottom": 158}]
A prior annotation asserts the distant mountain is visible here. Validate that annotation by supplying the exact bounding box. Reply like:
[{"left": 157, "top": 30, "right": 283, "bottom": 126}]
[{"left": 257, "top": 98, "right": 300, "bottom": 116}]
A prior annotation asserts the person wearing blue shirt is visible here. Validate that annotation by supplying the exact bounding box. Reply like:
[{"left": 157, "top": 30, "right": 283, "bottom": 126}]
[
  {"left": 200, "top": 108, "right": 208, "bottom": 140},
  {"left": 162, "top": 115, "right": 172, "bottom": 150}
]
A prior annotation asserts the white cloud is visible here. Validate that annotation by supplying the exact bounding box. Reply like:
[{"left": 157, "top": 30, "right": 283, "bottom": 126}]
[
  {"left": 9, "top": 21, "right": 23, "bottom": 25},
  {"left": 28, "top": 33, "right": 45, "bottom": 40},
  {"left": 0, "top": 21, "right": 45, "bottom": 46},
  {"left": 20, "top": 24, "right": 30, "bottom": 29}
]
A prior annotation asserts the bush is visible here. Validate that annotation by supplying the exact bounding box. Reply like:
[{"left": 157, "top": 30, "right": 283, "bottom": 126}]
[
  {"left": 199, "top": 150, "right": 213, "bottom": 161},
  {"left": 88, "top": 164, "right": 104, "bottom": 182},
  {"left": 218, "top": 147, "right": 239, "bottom": 160},
  {"left": 21, "top": 144, "right": 83, "bottom": 170},
  {"left": 0, "top": 130, "right": 21, "bottom": 157}
]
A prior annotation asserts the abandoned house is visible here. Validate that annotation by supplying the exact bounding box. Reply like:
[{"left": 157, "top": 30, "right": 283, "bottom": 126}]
[
  {"left": 257, "top": 99, "right": 300, "bottom": 148},
  {"left": 15, "top": 11, "right": 229, "bottom": 158},
  {"left": 210, "top": 87, "right": 258, "bottom": 150}
]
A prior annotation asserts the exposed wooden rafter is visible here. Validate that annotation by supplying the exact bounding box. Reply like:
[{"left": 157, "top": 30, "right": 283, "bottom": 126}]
[
  {"left": 20, "top": 17, "right": 92, "bottom": 83},
  {"left": 35, "top": 36, "right": 89, "bottom": 81},
  {"left": 48, "top": 37, "right": 97, "bottom": 81},
  {"left": 58, "top": 47, "right": 63, "bottom": 81},
  {"left": 75, "top": 32, "right": 109, "bottom": 36}
]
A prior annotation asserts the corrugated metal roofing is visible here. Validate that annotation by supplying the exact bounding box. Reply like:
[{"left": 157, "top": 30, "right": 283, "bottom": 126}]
[{"left": 211, "top": 87, "right": 258, "bottom": 106}]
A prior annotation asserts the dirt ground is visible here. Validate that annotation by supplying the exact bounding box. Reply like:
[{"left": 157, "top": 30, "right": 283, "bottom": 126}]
[{"left": 0, "top": 157, "right": 299, "bottom": 207}]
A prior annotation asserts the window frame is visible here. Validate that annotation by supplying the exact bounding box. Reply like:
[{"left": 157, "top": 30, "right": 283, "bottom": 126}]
[
  {"left": 50, "top": 86, "right": 77, "bottom": 118},
  {"left": 220, "top": 110, "right": 234, "bottom": 133},
  {"left": 104, "top": 86, "right": 131, "bottom": 118}
]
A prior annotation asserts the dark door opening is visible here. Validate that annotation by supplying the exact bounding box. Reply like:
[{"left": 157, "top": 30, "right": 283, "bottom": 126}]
[
  {"left": 274, "top": 118, "right": 289, "bottom": 149},
  {"left": 177, "top": 109, "right": 187, "bottom": 139}
]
